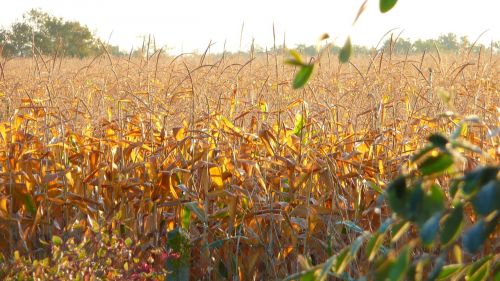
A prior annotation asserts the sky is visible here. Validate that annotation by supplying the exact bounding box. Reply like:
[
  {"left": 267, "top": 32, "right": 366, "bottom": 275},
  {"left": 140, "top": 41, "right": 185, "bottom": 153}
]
[{"left": 1, "top": 0, "right": 499, "bottom": 54}]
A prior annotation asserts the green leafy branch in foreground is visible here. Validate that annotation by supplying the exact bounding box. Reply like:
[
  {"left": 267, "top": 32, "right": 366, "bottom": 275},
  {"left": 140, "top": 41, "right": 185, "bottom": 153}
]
[
  {"left": 286, "top": 117, "right": 499, "bottom": 281},
  {"left": 288, "top": 0, "right": 399, "bottom": 89}
]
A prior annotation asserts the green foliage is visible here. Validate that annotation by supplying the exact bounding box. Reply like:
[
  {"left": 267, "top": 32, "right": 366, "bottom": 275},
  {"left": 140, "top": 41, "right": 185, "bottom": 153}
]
[
  {"left": 293, "top": 64, "right": 314, "bottom": 89},
  {"left": 289, "top": 117, "right": 499, "bottom": 280},
  {"left": 338, "top": 37, "right": 352, "bottom": 63},
  {"left": 166, "top": 228, "right": 191, "bottom": 281},
  {"left": 293, "top": 112, "right": 306, "bottom": 136},
  {"left": 0, "top": 9, "right": 123, "bottom": 57},
  {"left": 380, "top": 0, "right": 398, "bottom": 13}
]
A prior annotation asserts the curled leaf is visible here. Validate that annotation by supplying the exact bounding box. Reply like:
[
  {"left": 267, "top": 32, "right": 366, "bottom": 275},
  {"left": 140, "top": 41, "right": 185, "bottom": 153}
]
[
  {"left": 380, "top": 0, "right": 398, "bottom": 13},
  {"left": 339, "top": 37, "right": 352, "bottom": 63},
  {"left": 293, "top": 64, "right": 314, "bottom": 89}
]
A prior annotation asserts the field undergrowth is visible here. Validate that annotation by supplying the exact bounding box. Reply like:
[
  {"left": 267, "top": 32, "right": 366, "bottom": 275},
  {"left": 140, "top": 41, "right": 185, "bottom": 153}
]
[{"left": 0, "top": 49, "right": 498, "bottom": 280}]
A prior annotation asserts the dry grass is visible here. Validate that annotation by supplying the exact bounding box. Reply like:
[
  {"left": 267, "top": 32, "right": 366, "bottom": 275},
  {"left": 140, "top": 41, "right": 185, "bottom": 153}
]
[{"left": 0, "top": 49, "right": 498, "bottom": 280}]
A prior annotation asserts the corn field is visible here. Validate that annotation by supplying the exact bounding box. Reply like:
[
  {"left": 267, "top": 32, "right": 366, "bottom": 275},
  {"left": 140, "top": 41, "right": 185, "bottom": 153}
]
[{"left": 0, "top": 48, "right": 498, "bottom": 280}]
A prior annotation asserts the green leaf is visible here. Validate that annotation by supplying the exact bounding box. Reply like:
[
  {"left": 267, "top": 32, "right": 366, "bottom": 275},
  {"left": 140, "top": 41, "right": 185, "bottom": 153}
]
[
  {"left": 391, "top": 221, "right": 410, "bottom": 242},
  {"left": 185, "top": 201, "right": 207, "bottom": 223},
  {"left": 440, "top": 205, "right": 464, "bottom": 247},
  {"left": 52, "top": 235, "right": 62, "bottom": 246},
  {"left": 182, "top": 206, "right": 191, "bottom": 230},
  {"left": 287, "top": 50, "right": 305, "bottom": 66},
  {"left": 24, "top": 194, "right": 37, "bottom": 216},
  {"left": 418, "top": 152, "right": 453, "bottom": 175},
  {"left": 286, "top": 59, "right": 306, "bottom": 66},
  {"left": 494, "top": 264, "right": 500, "bottom": 281},
  {"left": 125, "top": 237, "right": 133, "bottom": 247},
  {"left": 217, "top": 261, "right": 228, "bottom": 279},
  {"left": 471, "top": 180, "right": 500, "bottom": 216},
  {"left": 380, "top": 0, "right": 398, "bottom": 13},
  {"left": 317, "top": 255, "right": 336, "bottom": 281},
  {"left": 388, "top": 246, "right": 411, "bottom": 281},
  {"left": 463, "top": 219, "right": 497, "bottom": 254},
  {"left": 166, "top": 228, "right": 191, "bottom": 280},
  {"left": 300, "top": 271, "right": 315, "bottom": 281},
  {"left": 451, "top": 122, "right": 466, "bottom": 139},
  {"left": 293, "top": 112, "right": 305, "bottom": 137},
  {"left": 387, "top": 176, "right": 408, "bottom": 215},
  {"left": 437, "top": 264, "right": 463, "bottom": 280},
  {"left": 411, "top": 145, "right": 434, "bottom": 163},
  {"left": 428, "top": 134, "right": 448, "bottom": 149},
  {"left": 336, "top": 220, "right": 364, "bottom": 234},
  {"left": 462, "top": 166, "right": 499, "bottom": 195},
  {"left": 468, "top": 258, "right": 491, "bottom": 281},
  {"left": 422, "top": 185, "right": 445, "bottom": 216},
  {"left": 366, "top": 232, "right": 384, "bottom": 261},
  {"left": 408, "top": 183, "right": 424, "bottom": 221},
  {"left": 420, "top": 212, "right": 442, "bottom": 246},
  {"left": 339, "top": 37, "right": 352, "bottom": 63},
  {"left": 428, "top": 256, "right": 446, "bottom": 281},
  {"left": 293, "top": 64, "right": 314, "bottom": 89},
  {"left": 350, "top": 234, "right": 366, "bottom": 255},
  {"left": 334, "top": 248, "right": 352, "bottom": 274}
]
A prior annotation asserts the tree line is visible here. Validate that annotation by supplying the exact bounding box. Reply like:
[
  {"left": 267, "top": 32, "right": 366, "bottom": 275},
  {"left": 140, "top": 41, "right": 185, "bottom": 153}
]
[
  {"left": 0, "top": 9, "right": 122, "bottom": 58},
  {"left": 1, "top": 9, "right": 499, "bottom": 58}
]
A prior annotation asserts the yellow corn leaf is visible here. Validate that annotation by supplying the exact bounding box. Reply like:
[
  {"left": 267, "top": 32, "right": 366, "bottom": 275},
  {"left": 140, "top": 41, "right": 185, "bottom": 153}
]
[
  {"left": 210, "top": 166, "right": 223, "bottom": 188},
  {"left": 0, "top": 197, "right": 8, "bottom": 217}
]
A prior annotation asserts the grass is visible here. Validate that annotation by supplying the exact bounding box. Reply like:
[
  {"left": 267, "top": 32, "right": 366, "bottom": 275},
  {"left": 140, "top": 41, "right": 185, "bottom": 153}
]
[{"left": 0, "top": 47, "right": 498, "bottom": 280}]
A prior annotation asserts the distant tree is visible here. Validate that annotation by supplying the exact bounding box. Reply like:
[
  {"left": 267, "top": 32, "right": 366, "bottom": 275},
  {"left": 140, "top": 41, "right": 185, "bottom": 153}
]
[
  {"left": 0, "top": 9, "right": 123, "bottom": 58},
  {"left": 295, "top": 44, "right": 316, "bottom": 56},
  {"left": 459, "top": 35, "right": 470, "bottom": 49},
  {"left": 436, "top": 32, "right": 458, "bottom": 50},
  {"left": 383, "top": 37, "right": 413, "bottom": 54}
]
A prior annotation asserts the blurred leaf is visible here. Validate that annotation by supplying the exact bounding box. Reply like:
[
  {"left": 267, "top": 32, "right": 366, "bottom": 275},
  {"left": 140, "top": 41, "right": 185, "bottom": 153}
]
[
  {"left": 318, "top": 255, "right": 336, "bottom": 281},
  {"left": 391, "top": 221, "right": 410, "bottom": 242},
  {"left": 218, "top": 261, "right": 228, "bottom": 279},
  {"left": 366, "top": 232, "right": 384, "bottom": 261},
  {"left": 125, "top": 237, "right": 133, "bottom": 247},
  {"left": 467, "top": 257, "right": 491, "bottom": 281},
  {"left": 182, "top": 206, "right": 191, "bottom": 230},
  {"left": 471, "top": 180, "right": 500, "bottom": 216},
  {"left": 418, "top": 152, "right": 453, "bottom": 175},
  {"left": 463, "top": 219, "right": 497, "bottom": 254},
  {"left": 339, "top": 37, "right": 352, "bottom": 63},
  {"left": 353, "top": 0, "right": 368, "bottom": 25},
  {"left": 286, "top": 59, "right": 306, "bottom": 67},
  {"left": 334, "top": 248, "right": 352, "bottom": 274},
  {"left": 411, "top": 145, "right": 434, "bottom": 162},
  {"left": 300, "top": 271, "right": 315, "bottom": 281},
  {"left": 336, "top": 220, "right": 364, "bottom": 234},
  {"left": 318, "top": 33, "right": 330, "bottom": 41},
  {"left": 387, "top": 176, "right": 408, "bottom": 215},
  {"left": 437, "top": 264, "right": 463, "bottom": 280},
  {"left": 185, "top": 201, "right": 207, "bottom": 223},
  {"left": 428, "top": 256, "right": 446, "bottom": 281},
  {"left": 462, "top": 166, "right": 499, "bottom": 195},
  {"left": 428, "top": 133, "right": 449, "bottom": 149},
  {"left": 293, "top": 113, "right": 305, "bottom": 137},
  {"left": 420, "top": 212, "right": 442, "bottom": 246},
  {"left": 24, "top": 194, "right": 37, "bottom": 216},
  {"left": 388, "top": 246, "right": 411, "bottom": 281},
  {"left": 52, "top": 235, "right": 62, "bottom": 246},
  {"left": 293, "top": 64, "right": 314, "bottom": 89},
  {"left": 451, "top": 122, "right": 467, "bottom": 139},
  {"left": 288, "top": 50, "right": 305, "bottom": 66},
  {"left": 380, "top": 0, "right": 398, "bottom": 13},
  {"left": 167, "top": 228, "right": 190, "bottom": 280},
  {"left": 440, "top": 205, "right": 464, "bottom": 247},
  {"left": 422, "top": 184, "right": 446, "bottom": 217}
]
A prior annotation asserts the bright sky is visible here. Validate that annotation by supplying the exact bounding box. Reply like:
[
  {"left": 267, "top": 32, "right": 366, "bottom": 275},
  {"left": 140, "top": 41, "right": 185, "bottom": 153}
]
[{"left": 1, "top": 0, "right": 499, "bottom": 54}]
